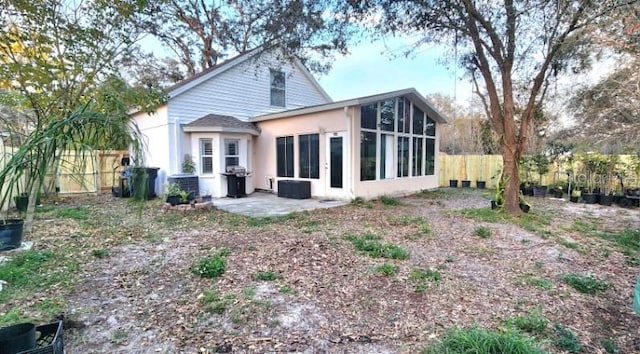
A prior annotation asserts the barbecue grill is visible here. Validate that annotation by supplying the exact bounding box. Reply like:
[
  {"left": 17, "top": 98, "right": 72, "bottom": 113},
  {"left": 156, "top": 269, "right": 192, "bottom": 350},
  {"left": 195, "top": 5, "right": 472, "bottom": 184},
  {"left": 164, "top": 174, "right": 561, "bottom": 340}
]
[{"left": 223, "top": 166, "right": 248, "bottom": 197}]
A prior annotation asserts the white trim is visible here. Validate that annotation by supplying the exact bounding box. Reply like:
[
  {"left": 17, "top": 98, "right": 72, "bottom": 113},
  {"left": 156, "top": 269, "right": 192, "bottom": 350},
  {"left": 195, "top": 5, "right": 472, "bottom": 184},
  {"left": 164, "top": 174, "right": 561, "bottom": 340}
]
[
  {"left": 251, "top": 88, "right": 449, "bottom": 124},
  {"left": 183, "top": 126, "right": 260, "bottom": 135}
]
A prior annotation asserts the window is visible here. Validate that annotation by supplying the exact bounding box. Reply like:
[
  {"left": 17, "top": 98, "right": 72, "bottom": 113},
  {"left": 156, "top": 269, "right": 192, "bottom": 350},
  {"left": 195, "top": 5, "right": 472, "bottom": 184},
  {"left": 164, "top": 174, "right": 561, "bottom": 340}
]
[
  {"left": 361, "top": 103, "right": 377, "bottom": 130},
  {"left": 276, "top": 136, "right": 294, "bottom": 177},
  {"left": 299, "top": 134, "right": 320, "bottom": 179},
  {"left": 380, "top": 100, "right": 394, "bottom": 132},
  {"left": 397, "top": 136, "right": 409, "bottom": 177},
  {"left": 413, "top": 106, "right": 424, "bottom": 135},
  {"left": 200, "top": 139, "right": 213, "bottom": 174},
  {"left": 360, "top": 131, "right": 376, "bottom": 180},
  {"left": 412, "top": 137, "right": 423, "bottom": 176},
  {"left": 224, "top": 139, "right": 239, "bottom": 168},
  {"left": 270, "top": 69, "right": 285, "bottom": 107},
  {"left": 426, "top": 138, "right": 435, "bottom": 175},
  {"left": 397, "top": 97, "right": 410, "bottom": 133},
  {"left": 380, "top": 134, "right": 394, "bottom": 179},
  {"left": 425, "top": 116, "right": 436, "bottom": 136}
]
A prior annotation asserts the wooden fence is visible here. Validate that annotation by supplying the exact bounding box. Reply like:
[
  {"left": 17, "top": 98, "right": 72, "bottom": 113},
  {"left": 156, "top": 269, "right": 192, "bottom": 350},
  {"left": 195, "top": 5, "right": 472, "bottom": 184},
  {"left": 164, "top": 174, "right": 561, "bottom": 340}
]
[
  {"left": 52, "top": 150, "right": 129, "bottom": 194},
  {"left": 438, "top": 154, "right": 640, "bottom": 190}
]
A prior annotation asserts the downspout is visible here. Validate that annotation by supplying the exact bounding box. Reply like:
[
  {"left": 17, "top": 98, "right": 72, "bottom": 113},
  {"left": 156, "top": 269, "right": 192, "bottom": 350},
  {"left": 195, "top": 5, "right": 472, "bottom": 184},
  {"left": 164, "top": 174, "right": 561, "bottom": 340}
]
[{"left": 173, "top": 116, "right": 180, "bottom": 174}]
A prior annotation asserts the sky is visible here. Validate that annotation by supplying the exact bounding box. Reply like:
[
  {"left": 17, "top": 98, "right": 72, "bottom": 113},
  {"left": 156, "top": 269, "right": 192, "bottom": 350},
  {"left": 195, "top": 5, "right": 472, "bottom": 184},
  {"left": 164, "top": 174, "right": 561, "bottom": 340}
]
[{"left": 316, "top": 38, "right": 474, "bottom": 105}]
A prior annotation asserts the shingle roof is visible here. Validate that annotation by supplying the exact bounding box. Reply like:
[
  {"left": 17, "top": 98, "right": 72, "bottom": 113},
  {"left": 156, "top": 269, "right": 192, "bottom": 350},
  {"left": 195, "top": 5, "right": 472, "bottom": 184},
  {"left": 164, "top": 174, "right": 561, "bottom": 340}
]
[{"left": 183, "top": 114, "right": 260, "bottom": 135}]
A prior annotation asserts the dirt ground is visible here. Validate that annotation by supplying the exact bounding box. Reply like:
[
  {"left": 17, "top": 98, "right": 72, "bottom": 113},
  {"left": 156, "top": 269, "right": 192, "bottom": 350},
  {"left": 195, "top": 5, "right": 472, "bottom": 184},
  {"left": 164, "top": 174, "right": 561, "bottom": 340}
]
[{"left": 21, "top": 191, "right": 640, "bottom": 353}]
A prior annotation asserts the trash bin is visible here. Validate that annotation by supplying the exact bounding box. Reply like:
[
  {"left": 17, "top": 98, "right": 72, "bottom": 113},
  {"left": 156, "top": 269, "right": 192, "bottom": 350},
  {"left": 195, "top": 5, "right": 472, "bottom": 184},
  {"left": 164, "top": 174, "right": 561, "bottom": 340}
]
[
  {"left": 0, "top": 323, "right": 35, "bottom": 354},
  {"left": 130, "top": 167, "right": 160, "bottom": 200}
]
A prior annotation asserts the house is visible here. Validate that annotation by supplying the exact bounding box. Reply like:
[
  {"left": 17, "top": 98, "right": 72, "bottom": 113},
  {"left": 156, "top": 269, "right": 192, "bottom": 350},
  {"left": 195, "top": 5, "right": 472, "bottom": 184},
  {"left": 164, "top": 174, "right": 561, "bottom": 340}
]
[{"left": 131, "top": 50, "right": 448, "bottom": 200}]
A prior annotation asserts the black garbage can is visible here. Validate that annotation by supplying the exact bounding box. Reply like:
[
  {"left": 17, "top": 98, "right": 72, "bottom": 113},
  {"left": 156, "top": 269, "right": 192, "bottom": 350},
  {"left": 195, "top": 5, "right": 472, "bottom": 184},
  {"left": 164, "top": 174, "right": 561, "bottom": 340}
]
[
  {"left": 0, "top": 322, "right": 35, "bottom": 354},
  {"left": 130, "top": 167, "right": 160, "bottom": 200}
]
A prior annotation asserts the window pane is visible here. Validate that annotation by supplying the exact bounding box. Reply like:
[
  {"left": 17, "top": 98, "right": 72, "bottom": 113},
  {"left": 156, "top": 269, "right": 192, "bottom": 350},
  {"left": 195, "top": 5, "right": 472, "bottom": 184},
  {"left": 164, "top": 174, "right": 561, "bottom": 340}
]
[
  {"left": 270, "top": 69, "right": 285, "bottom": 107},
  {"left": 380, "top": 99, "right": 394, "bottom": 132},
  {"left": 310, "top": 134, "right": 319, "bottom": 179},
  {"left": 397, "top": 136, "right": 409, "bottom": 177},
  {"left": 403, "top": 98, "right": 411, "bottom": 133},
  {"left": 396, "top": 98, "right": 405, "bottom": 133},
  {"left": 225, "top": 140, "right": 238, "bottom": 155},
  {"left": 413, "top": 106, "right": 424, "bottom": 135},
  {"left": 380, "top": 134, "right": 394, "bottom": 179},
  {"left": 200, "top": 139, "right": 213, "bottom": 174},
  {"left": 412, "top": 137, "right": 423, "bottom": 176},
  {"left": 425, "top": 116, "right": 436, "bottom": 136},
  {"left": 360, "top": 131, "right": 376, "bottom": 181},
  {"left": 426, "top": 138, "right": 435, "bottom": 175},
  {"left": 299, "top": 135, "right": 310, "bottom": 178},
  {"left": 276, "top": 136, "right": 293, "bottom": 177},
  {"left": 361, "top": 103, "right": 377, "bottom": 129},
  {"left": 225, "top": 157, "right": 239, "bottom": 167},
  {"left": 299, "top": 134, "right": 319, "bottom": 179}
]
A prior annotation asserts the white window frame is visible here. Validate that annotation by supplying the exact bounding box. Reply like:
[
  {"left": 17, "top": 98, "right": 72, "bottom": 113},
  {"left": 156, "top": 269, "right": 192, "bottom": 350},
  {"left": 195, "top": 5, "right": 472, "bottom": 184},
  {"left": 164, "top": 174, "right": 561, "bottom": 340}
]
[
  {"left": 200, "top": 139, "right": 213, "bottom": 174},
  {"left": 224, "top": 139, "right": 240, "bottom": 168}
]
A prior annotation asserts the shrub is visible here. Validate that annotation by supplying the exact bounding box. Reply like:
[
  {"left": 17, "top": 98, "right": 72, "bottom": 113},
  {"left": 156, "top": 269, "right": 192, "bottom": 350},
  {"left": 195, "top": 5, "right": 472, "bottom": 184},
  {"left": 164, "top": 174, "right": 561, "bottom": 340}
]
[
  {"left": 554, "top": 324, "right": 583, "bottom": 353},
  {"left": 561, "top": 273, "right": 609, "bottom": 294},
  {"left": 375, "top": 263, "right": 399, "bottom": 276},
  {"left": 344, "top": 233, "right": 409, "bottom": 260},
  {"left": 505, "top": 308, "right": 547, "bottom": 335},
  {"left": 191, "top": 249, "right": 230, "bottom": 278},
  {"left": 380, "top": 195, "right": 400, "bottom": 206}
]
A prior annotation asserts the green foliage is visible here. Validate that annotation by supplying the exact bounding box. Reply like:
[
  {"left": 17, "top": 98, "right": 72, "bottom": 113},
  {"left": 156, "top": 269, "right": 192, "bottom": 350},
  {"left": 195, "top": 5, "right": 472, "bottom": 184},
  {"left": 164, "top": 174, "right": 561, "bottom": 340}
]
[
  {"left": 191, "top": 249, "right": 230, "bottom": 278},
  {"left": 91, "top": 249, "right": 109, "bottom": 258},
  {"left": 409, "top": 267, "right": 441, "bottom": 292},
  {"left": 165, "top": 182, "right": 184, "bottom": 196},
  {"left": 505, "top": 308, "right": 547, "bottom": 335},
  {"left": 344, "top": 233, "right": 409, "bottom": 260},
  {"left": 375, "top": 263, "right": 399, "bottom": 276},
  {"left": 601, "top": 338, "right": 619, "bottom": 354},
  {"left": 278, "top": 286, "right": 295, "bottom": 294},
  {"left": 473, "top": 226, "right": 492, "bottom": 238},
  {"left": 246, "top": 214, "right": 294, "bottom": 227},
  {"left": 53, "top": 206, "right": 90, "bottom": 220},
  {"left": 201, "top": 289, "right": 234, "bottom": 314},
  {"left": 0, "top": 308, "right": 29, "bottom": 326},
  {"left": 460, "top": 208, "right": 501, "bottom": 223},
  {"left": 561, "top": 273, "right": 610, "bottom": 294},
  {"left": 599, "top": 229, "right": 640, "bottom": 255},
  {"left": 422, "top": 327, "right": 545, "bottom": 354},
  {"left": 380, "top": 195, "right": 400, "bottom": 206},
  {"left": 520, "top": 275, "right": 553, "bottom": 290},
  {"left": 252, "top": 271, "right": 281, "bottom": 281},
  {"left": 554, "top": 324, "right": 583, "bottom": 353}
]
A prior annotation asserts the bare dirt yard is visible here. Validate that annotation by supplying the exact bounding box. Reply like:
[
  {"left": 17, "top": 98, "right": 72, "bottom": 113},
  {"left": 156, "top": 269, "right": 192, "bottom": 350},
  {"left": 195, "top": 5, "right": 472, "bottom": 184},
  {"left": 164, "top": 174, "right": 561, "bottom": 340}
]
[{"left": 2, "top": 189, "right": 640, "bottom": 353}]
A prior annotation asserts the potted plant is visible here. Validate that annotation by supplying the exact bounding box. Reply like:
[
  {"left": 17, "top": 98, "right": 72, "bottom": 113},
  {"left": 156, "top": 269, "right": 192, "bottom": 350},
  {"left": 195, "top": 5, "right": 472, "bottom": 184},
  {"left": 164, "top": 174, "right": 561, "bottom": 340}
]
[
  {"left": 13, "top": 192, "right": 28, "bottom": 213},
  {"left": 551, "top": 182, "right": 564, "bottom": 199},
  {"left": 597, "top": 154, "right": 618, "bottom": 206},
  {"left": 570, "top": 188, "right": 581, "bottom": 203},
  {"left": 518, "top": 156, "right": 535, "bottom": 196},
  {"left": 461, "top": 155, "right": 471, "bottom": 187},
  {"left": 165, "top": 182, "right": 183, "bottom": 206},
  {"left": 200, "top": 189, "right": 212, "bottom": 202},
  {"left": 182, "top": 154, "right": 196, "bottom": 174},
  {"left": 531, "top": 153, "right": 550, "bottom": 197},
  {"left": 580, "top": 153, "right": 600, "bottom": 204}
]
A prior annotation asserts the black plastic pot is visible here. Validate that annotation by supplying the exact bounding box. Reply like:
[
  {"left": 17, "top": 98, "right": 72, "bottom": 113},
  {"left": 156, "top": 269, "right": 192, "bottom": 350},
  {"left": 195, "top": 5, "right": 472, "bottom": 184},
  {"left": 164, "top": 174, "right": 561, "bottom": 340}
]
[
  {"left": 166, "top": 195, "right": 181, "bottom": 206},
  {"left": 533, "top": 186, "right": 547, "bottom": 197},
  {"left": 461, "top": 180, "right": 471, "bottom": 188},
  {"left": 583, "top": 193, "right": 598, "bottom": 204},
  {"left": 0, "top": 219, "right": 24, "bottom": 251},
  {"left": 519, "top": 203, "right": 530, "bottom": 213},
  {"left": 552, "top": 189, "right": 563, "bottom": 199},
  {"left": 449, "top": 180, "right": 458, "bottom": 188},
  {"left": 490, "top": 200, "right": 500, "bottom": 209},
  {"left": 13, "top": 196, "right": 28, "bottom": 212},
  {"left": 0, "top": 322, "right": 36, "bottom": 354},
  {"left": 569, "top": 196, "right": 579, "bottom": 203},
  {"left": 476, "top": 181, "right": 486, "bottom": 189},
  {"left": 599, "top": 194, "right": 613, "bottom": 206}
]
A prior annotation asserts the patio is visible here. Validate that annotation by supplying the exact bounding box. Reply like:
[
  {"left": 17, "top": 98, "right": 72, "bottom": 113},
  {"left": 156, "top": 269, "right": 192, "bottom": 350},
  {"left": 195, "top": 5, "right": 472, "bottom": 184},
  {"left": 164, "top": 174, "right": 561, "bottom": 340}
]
[{"left": 212, "top": 191, "right": 349, "bottom": 217}]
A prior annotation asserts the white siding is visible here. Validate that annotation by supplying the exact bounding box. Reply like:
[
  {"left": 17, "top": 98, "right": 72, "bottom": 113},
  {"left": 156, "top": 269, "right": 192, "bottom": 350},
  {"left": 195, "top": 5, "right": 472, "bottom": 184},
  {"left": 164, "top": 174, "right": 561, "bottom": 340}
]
[
  {"left": 131, "top": 106, "right": 172, "bottom": 194},
  {"left": 168, "top": 57, "right": 329, "bottom": 124}
]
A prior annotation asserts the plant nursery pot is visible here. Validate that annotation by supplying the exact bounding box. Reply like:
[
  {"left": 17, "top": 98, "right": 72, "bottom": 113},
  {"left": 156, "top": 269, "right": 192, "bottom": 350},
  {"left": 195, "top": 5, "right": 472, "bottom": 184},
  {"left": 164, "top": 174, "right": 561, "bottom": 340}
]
[
  {"left": 582, "top": 193, "right": 598, "bottom": 204},
  {"left": 552, "top": 189, "right": 563, "bottom": 199},
  {"left": 598, "top": 194, "right": 613, "bottom": 206},
  {"left": 519, "top": 203, "right": 530, "bottom": 213},
  {"left": 476, "top": 181, "right": 486, "bottom": 189},
  {"left": 166, "top": 195, "right": 181, "bottom": 206},
  {"left": 0, "top": 322, "right": 36, "bottom": 354},
  {"left": 490, "top": 200, "right": 499, "bottom": 210},
  {"left": 13, "top": 196, "right": 28, "bottom": 212},
  {"left": 0, "top": 219, "right": 24, "bottom": 251},
  {"left": 449, "top": 179, "right": 458, "bottom": 188},
  {"left": 461, "top": 180, "right": 471, "bottom": 188},
  {"left": 532, "top": 186, "right": 547, "bottom": 197},
  {"left": 569, "top": 196, "right": 579, "bottom": 203}
]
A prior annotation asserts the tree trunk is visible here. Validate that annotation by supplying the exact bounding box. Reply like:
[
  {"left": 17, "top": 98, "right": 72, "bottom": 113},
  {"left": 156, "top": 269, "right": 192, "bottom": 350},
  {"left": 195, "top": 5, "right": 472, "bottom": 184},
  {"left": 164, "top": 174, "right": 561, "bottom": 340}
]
[{"left": 502, "top": 148, "right": 521, "bottom": 215}]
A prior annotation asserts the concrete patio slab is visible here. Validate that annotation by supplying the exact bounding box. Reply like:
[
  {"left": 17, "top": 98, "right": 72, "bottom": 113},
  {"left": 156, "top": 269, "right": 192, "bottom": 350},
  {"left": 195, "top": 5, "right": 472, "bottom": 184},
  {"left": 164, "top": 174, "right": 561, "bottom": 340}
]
[{"left": 212, "top": 191, "right": 349, "bottom": 217}]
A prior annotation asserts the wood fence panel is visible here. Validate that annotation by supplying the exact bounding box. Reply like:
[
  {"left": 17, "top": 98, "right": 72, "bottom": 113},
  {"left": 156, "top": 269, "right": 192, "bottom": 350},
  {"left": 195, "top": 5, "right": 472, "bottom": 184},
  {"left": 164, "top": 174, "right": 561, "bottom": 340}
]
[
  {"left": 439, "top": 154, "right": 503, "bottom": 188},
  {"left": 56, "top": 152, "right": 99, "bottom": 194},
  {"left": 97, "top": 150, "right": 129, "bottom": 191}
]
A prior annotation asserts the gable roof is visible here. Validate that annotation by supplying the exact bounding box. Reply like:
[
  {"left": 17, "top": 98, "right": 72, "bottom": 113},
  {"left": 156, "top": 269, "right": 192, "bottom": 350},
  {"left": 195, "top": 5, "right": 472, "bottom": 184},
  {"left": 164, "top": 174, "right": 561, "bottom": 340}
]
[
  {"left": 250, "top": 88, "right": 449, "bottom": 124},
  {"left": 182, "top": 114, "right": 260, "bottom": 135},
  {"left": 166, "top": 49, "right": 332, "bottom": 102}
]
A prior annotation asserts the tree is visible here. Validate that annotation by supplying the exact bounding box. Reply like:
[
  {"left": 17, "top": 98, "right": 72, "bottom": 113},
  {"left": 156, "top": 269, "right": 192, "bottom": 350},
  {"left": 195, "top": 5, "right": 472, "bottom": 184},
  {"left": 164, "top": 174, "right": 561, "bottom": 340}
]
[
  {"left": 136, "top": 0, "right": 353, "bottom": 77},
  {"left": 346, "top": 0, "right": 631, "bottom": 215},
  {"left": 0, "top": 0, "right": 162, "bottom": 233}
]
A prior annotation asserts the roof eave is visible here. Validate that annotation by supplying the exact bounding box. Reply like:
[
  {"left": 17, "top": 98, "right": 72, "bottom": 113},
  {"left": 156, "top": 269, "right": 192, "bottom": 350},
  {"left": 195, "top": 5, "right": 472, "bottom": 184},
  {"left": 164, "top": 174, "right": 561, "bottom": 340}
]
[{"left": 182, "top": 126, "right": 260, "bottom": 136}]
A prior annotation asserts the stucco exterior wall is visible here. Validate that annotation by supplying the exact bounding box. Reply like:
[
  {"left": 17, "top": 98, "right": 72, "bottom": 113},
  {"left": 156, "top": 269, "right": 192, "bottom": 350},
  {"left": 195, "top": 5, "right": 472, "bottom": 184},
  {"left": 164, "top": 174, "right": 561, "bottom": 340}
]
[
  {"left": 255, "top": 108, "right": 349, "bottom": 198},
  {"left": 131, "top": 105, "right": 171, "bottom": 194}
]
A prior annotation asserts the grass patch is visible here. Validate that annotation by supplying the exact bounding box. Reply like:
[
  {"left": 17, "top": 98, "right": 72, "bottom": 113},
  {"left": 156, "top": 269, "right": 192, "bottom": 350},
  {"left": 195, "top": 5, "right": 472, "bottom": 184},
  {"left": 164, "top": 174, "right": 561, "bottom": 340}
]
[
  {"left": 388, "top": 215, "right": 431, "bottom": 239},
  {"left": 0, "top": 308, "right": 29, "bottom": 326},
  {"left": 520, "top": 275, "right": 553, "bottom": 290},
  {"left": 350, "top": 197, "right": 375, "bottom": 208},
  {"left": 409, "top": 267, "right": 441, "bottom": 293},
  {"left": 601, "top": 338, "right": 620, "bottom": 354},
  {"left": 191, "top": 248, "right": 230, "bottom": 278},
  {"left": 278, "top": 285, "right": 295, "bottom": 294},
  {"left": 247, "top": 214, "right": 294, "bottom": 227},
  {"left": 554, "top": 324, "right": 583, "bottom": 353},
  {"left": 422, "top": 327, "right": 545, "bottom": 354},
  {"left": 557, "top": 238, "right": 588, "bottom": 254},
  {"left": 201, "top": 289, "right": 234, "bottom": 314},
  {"left": 473, "top": 226, "right": 492, "bottom": 238},
  {"left": 252, "top": 271, "right": 281, "bottom": 281},
  {"left": 561, "top": 273, "right": 610, "bottom": 294},
  {"left": 92, "top": 248, "right": 109, "bottom": 258},
  {"left": 379, "top": 195, "right": 401, "bottom": 206},
  {"left": 460, "top": 208, "right": 501, "bottom": 223},
  {"left": 344, "top": 233, "right": 409, "bottom": 260},
  {"left": 375, "top": 263, "right": 399, "bottom": 276},
  {"left": 599, "top": 229, "right": 640, "bottom": 255},
  {"left": 52, "top": 206, "right": 90, "bottom": 220},
  {"left": 505, "top": 308, "right": 547, "bottom": 335}
]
